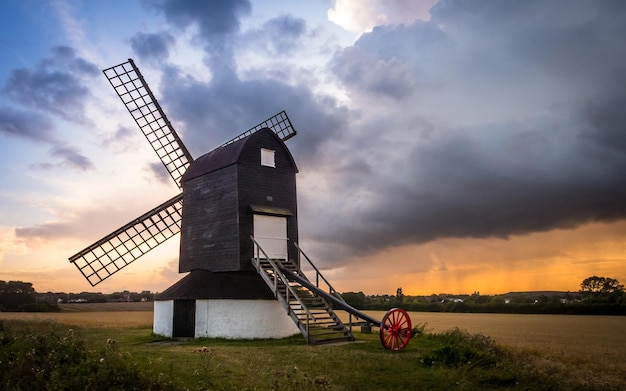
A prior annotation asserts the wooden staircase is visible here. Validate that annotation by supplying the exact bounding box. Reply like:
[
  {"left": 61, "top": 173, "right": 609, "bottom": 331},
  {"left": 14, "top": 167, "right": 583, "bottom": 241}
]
[{"left": 251, "top": 243, "right": 354, "bottom": 345}]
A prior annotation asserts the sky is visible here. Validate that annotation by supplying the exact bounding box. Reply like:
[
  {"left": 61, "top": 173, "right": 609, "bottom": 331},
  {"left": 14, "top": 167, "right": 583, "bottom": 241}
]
[{"left": 1, "top": 0, "right": 625, "bottom": 296}]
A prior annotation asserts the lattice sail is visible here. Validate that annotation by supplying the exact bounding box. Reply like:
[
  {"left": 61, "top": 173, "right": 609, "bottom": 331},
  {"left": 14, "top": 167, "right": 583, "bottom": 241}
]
[
  {"left": 103, "top": 59, "right": 193, "bottom": 188},
  {"left": 69, "top": 194, "right": 183, "bottom": 286},
  {"left": 220, "top": 111, "right": 297, "bottom": 147}
]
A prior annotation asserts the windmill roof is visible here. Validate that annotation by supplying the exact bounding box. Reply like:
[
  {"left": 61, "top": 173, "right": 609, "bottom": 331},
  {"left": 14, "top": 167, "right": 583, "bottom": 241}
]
[
  {"left": 156, "top": 269, "right": 275, "bottom": 300},
  {"left": 182, "top": 127, "right": 297, "bottom": 182}
]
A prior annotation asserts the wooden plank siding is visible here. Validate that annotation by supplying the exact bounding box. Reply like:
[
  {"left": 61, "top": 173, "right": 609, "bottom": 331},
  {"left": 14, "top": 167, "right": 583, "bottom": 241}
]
[
  {"left": 178, "top": 128, "right": 298, "bottom": 273},
  {"left": 179, "top": 164, "right": 239, "bottom": 272}
]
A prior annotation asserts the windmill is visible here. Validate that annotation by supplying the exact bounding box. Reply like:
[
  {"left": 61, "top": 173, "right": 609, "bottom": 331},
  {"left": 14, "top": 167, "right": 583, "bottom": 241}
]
[{"left": 69, "top": 59, "right": 412, "bottom": 349}]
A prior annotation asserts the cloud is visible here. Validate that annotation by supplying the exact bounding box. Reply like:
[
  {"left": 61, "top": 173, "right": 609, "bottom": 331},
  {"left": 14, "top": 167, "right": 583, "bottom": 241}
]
[
  {"left": 581, "top": 89, "right": 626, "bottom": 157},
  {"left": 50, "top": 146, "right": 94, "bottom": 171},
  {"left": 102, "top": 125, "right": 135, "bottom": 149},
  {"left": 2, "top": 46, "right": 98, "bottom": 124},
  {"left": 29, "top": 145, "right": 94, "bottom": 172},
  {"left": 303, "top": 0, "right": 626, "bottom": 260},
  {"left": 328, "top": 0, "right": 436, "bottom": 34},
  {"left": 331, "top": 46, "right": 416, "bottom": 99},
  {"left": 130, "top": 31, "right": 176, "bottom": 62},
  {"left": 2, "top": 46, "right": 99, "bottom": 123},
  {"left": 148, "top": 0, "right": 251, "bottom": 74},
  {"left": 147, "top": 162, "right": 172, "bottom": 184},
  {"left": 14, "top": 200, "right": 156, "bottom": 242},
  {"left": 0, "top": 106, "right": 56, "bottom": 143},
  {"left": 152, "top": 0, "right": 251, "bottom": 38},
  {"left": 242, "top": 15, "right": 306, "bottom": 55},
  {"left": 0, "top": 47, "right": 98, "bottom": 172}
]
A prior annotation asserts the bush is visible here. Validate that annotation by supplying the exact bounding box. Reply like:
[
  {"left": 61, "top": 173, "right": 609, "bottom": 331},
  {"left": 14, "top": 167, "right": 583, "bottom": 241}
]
[
  {"left": 421, "top": 328, "right": 503, "bottom": 368},
  {"left": 0, "top": 320, "right": 173, "bottom": 391}
]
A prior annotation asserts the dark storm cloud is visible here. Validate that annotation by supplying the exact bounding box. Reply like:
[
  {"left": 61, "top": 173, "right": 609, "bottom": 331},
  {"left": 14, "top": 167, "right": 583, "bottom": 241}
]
[
  {"left": 130, "top": 31, "right": 176, "bottom": 62},
  {"left": 429, "top": 0, "right": 626, "bottom": 81},
  {"left": 151, "top": 0, "right": 251, "bottom": 38},
  {"left": 2, "top": 46, "right": 98, "bottom": 123},
  {"left": 159, "top": 66, "right": 347, "bottom": 163},
  {"left": 148, "top": 0, "right": 251, "bottom": 74},
  {"left": 243, "top": 15, "right": 306, "bottom": 55},
  {"left": 319, "top": 120, "right": 626, "bottom": 254},
  {"left": 310, "top": 0, "right": 626, "bottom": 258},
  {"left": 582, "top": 90, "right": 626, "bottom": 156},
  {"left": 0, "top": 106, "right": 56, "bottom": 143}
]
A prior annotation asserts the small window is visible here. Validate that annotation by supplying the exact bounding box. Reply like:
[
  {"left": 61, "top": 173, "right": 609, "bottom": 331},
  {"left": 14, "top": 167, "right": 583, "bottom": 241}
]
[{"left": 261, "top": 148, "right": 275, "bottom": 167}]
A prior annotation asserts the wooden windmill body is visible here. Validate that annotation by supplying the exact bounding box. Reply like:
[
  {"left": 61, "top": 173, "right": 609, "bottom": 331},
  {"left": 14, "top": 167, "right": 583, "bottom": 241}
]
[{"left": 155, "top": 128, "right": 300, "bottom": 338}]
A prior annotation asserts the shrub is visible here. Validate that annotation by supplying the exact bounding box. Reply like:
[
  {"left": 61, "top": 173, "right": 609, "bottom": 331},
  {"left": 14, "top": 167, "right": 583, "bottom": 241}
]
[
  {"left": 421, "top": 328, "right": 503, "bottom": 368},
  {"left": 0, "top": 320, "right": 173, "bottom": 391}
]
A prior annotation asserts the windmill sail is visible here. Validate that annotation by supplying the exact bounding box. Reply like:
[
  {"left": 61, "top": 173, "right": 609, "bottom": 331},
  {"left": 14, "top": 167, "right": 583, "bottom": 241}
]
[
  {"left": 69, "top": 194, "right": 183, "bottom": 286},
  {"left": 220, "top": 111, "right": 297, "bottom": 147},
  {"left": 103, "top": 59, "right": 193, "bottom": 188}
]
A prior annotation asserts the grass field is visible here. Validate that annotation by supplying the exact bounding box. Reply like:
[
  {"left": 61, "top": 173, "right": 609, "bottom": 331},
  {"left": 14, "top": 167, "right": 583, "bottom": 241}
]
[{"left": 2, "top": 303, "right": 624, "bottom": 390}]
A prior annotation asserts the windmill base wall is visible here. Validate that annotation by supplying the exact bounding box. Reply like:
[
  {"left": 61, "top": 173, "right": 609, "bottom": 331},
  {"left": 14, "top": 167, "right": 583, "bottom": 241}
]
[
  {"left": 154, "top": 300, "right": 174, "bottom": 336},
  {"left": 153, "top": 299, "right": 299, "bottom": 339}
]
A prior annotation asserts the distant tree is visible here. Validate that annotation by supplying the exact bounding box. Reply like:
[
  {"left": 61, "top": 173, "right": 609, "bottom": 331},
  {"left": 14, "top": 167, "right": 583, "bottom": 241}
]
[
  {"left": 580, "top": 276, "right": 624, "bottom": 295},
  {"left": 0, "top": 280, "right": 35, "bottom": 311},
  {"left": 395, "top": 287, "right": 404, "bottom": 305},
  {"left": 341, "top": 291, "right": 367, "bottom": 308}
]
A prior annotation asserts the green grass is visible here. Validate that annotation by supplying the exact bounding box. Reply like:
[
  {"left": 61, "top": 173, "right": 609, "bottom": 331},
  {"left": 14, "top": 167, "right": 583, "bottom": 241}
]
[{"left": 1, "top": 319, "right": 624, "bottom": 390}]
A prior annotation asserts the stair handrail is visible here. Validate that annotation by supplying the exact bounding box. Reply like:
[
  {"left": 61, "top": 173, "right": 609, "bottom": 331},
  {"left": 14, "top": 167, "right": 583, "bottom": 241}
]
[
  {"left": 294, "top": 242, "right": 378, "bottom": 329},
  {"left": 250, "top": 236, "right": 316, "bottom": 338},
  {"left": 294, "top": 242, "right": 345, "bottom": 302}
]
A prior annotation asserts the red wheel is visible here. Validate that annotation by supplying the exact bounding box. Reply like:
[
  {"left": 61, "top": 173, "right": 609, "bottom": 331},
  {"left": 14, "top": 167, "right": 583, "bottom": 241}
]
[{"left": 380, "top": 308, "right": 412, "bottom": 350}]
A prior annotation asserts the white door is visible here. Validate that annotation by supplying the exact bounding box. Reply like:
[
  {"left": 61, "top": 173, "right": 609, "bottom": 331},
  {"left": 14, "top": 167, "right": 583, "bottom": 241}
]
[{"left": 253, "top": 215, "right": 287, "bottom": 260}]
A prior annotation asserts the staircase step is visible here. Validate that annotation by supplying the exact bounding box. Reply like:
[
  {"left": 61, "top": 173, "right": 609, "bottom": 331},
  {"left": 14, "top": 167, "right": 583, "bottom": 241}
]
[{"left": 252, "top": 250, "right": 354, "bottom": 346}]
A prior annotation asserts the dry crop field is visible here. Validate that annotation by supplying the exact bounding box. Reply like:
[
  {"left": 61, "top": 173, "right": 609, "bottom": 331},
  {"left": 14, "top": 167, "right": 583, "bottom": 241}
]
[
  {"left": 341, "top": 310, "right": 626, "bottom": 371},
  {"left": 0, "top": 302, "right": 153, "bottom": 328}
]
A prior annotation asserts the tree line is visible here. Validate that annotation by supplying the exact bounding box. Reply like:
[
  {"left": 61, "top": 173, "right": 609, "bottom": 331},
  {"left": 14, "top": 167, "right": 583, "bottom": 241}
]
[
  {"left": 0, "top": 280, "right": 156, "bottom": 312},
  {"left": 340, "top": 276, "right": 626, "bottom": 315}
]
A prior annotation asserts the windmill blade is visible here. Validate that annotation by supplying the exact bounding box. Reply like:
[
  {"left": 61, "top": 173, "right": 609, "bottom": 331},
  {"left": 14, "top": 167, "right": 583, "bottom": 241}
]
[
  {"left": 220, "top": 110, "right": 297, "bottom": 147},
  {"left": 69, "top": 194, "right": 183, "bottom": 286},
  {"left": 103, "top": 59, "right": 193, "bottom": 188}
]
